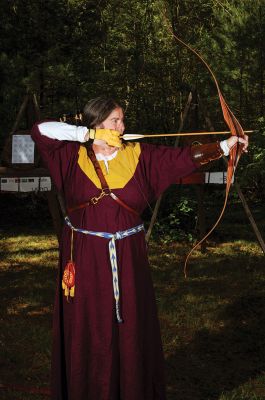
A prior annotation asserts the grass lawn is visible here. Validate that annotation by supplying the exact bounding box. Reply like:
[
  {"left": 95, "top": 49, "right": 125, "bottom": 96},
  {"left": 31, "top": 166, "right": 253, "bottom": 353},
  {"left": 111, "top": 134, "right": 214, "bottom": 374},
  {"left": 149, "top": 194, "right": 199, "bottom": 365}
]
[{"left": 0, "top": 195, "right": 265, "bottom": 399}]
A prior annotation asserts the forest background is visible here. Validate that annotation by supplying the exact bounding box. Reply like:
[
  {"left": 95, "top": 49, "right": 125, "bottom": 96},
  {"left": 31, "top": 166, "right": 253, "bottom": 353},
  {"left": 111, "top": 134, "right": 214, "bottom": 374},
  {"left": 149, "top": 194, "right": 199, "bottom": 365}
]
[
  {"left": 1, "top": 1, "right": 265, "bottom": 399},
  {"left": 0, "top": 0, "right": 265, "bottom": 216},
  {"left": 1, "top": 0, "right": 265, "bottom": 234}
]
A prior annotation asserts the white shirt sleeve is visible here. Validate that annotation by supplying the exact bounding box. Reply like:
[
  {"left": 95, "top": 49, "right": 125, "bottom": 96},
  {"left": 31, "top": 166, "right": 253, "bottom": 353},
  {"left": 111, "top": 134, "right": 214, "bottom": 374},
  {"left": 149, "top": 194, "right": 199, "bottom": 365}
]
[
  {"left": 220, "top": 140, "right": 230, "bottom": 156},
  {"left": 38, "top": 121, "right": 88, "bottom": 143}
]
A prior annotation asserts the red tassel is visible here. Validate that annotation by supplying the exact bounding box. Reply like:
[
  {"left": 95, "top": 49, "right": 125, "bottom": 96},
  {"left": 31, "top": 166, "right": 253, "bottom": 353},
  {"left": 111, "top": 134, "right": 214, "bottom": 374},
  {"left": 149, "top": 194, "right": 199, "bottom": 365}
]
[{"left": 62, "top": 260, "right": 75, "bottom": 298}]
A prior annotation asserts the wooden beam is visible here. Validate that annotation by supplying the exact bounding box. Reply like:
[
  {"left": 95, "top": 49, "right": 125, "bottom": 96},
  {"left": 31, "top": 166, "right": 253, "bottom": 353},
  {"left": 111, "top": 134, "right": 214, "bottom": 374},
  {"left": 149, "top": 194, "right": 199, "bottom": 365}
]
[
  {"left": 46, "top": 190, "right": 63, "bottom": 243},
  {"left": 234, "top": 181, "right": 265, "bottom": 254},
  {"left": 0, "top": 167, "right": 49, "bottom": 177},
  {"left": 10, "top": 94, "right": 30, "bottom": 135}
]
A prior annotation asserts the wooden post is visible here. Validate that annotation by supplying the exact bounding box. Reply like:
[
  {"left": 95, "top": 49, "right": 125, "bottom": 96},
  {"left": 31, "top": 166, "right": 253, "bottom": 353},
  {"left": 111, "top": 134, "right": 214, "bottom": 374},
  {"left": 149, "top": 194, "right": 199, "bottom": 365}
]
[
  {"left": 195, "top": 185, "right": 207, "bottom": 253},
  {"left": 145, "top": 194, "right": 162, "bottom": 243},
  {"left": 234, "top": 181, "right": 265, "bottom": 254},
  {"left": 190, "top": 91, "right": 207, "bottom": 252},
  {"left": 10, "top": 94, "right": 30, "bottom": 134},
  {"left": 46, "top": 190, "right": 63, "bottom": 243}
]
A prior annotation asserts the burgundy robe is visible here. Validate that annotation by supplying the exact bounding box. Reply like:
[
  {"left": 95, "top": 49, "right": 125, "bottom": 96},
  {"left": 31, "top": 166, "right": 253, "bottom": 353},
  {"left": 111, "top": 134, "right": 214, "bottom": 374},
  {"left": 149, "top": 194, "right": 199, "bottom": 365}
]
[{"left": 31, "top": 124, "right": 197, "bottom": 400}]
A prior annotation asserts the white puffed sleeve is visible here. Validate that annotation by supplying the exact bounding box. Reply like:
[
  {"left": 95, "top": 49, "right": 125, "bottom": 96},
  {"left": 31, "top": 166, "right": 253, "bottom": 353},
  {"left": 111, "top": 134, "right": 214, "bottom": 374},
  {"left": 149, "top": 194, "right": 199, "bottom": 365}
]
[{"left": 38, "top": 121, "right": 88, "bottom": 143}]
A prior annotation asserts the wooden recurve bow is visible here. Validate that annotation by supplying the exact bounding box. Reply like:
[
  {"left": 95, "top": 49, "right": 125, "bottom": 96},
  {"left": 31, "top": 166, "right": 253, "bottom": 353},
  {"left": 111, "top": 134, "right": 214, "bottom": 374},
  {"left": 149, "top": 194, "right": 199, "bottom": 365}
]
[{"left": 163, "top": 14, "right": 246, "bottom": 276}]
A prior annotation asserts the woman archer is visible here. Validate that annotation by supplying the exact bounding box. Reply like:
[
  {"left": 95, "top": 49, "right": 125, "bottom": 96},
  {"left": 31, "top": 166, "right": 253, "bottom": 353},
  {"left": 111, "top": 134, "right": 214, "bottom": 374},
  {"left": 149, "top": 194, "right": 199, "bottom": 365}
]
[{"left": 31, "top": 96, "right": 248, "bottom": 400}]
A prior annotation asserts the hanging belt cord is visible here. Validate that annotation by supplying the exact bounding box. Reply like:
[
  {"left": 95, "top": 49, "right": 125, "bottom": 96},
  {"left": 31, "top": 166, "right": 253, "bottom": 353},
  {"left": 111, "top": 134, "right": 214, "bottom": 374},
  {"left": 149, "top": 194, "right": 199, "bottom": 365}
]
[{"left": 64, "top": 216, "right": 145, "bottom": 323}]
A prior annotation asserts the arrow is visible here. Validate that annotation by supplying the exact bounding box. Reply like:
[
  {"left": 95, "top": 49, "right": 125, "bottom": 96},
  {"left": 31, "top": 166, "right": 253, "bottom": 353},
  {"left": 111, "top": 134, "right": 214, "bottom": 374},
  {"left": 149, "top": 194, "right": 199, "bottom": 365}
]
[{"left": 121, "top": 130, "right": 253, "bottom": 141}]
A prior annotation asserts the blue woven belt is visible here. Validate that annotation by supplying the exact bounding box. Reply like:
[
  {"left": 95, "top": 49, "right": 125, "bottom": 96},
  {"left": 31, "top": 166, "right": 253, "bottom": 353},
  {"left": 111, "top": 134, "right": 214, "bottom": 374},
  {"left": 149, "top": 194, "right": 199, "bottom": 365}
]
[{"left": 64, "top": 216, "right": 145, "bottom": 323}]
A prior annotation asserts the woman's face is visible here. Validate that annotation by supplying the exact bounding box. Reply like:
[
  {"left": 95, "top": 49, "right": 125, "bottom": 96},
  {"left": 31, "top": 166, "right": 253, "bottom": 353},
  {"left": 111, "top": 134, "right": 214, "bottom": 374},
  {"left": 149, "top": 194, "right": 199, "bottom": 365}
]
[
  {"left": 97, "top": 107, "right": 125, "bottom": 134},
  {"left": 93, "top": 107, "right": 125, "bottom": 153}
]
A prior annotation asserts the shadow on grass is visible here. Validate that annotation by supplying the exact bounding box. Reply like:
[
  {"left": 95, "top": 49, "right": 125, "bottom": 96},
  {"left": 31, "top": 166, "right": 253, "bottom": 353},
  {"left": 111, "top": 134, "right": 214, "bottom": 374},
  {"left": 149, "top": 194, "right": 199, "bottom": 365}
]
[
  {"left": 0, "top": 264, "right": 57, "bottom": 310},
  {"left": 154, "top": 251, "right": 265, "bottom": 400},
  {"left": 166, "top": 294, "right": 265, "bottom": 400},
  {"left": 0, "top": 262, "right": 56, "bottom": 396}
]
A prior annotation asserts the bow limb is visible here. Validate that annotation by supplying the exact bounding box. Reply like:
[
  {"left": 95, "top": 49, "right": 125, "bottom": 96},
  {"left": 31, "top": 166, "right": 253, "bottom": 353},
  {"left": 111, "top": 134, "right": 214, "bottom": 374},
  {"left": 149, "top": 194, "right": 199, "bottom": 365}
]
[
  {"left": 162, "top": 12, "right": 245, "bottom": 275},
  {"left": 184, "top": 94, "right": 244, "bottom": 276}
]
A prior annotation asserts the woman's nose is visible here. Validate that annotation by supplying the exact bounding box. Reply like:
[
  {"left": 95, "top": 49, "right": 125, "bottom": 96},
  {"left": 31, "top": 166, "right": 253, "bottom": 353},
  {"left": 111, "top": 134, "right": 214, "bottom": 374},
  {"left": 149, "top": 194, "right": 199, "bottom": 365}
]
[{"left": 118, "top": 121, "right": 125, "bottom": 133}]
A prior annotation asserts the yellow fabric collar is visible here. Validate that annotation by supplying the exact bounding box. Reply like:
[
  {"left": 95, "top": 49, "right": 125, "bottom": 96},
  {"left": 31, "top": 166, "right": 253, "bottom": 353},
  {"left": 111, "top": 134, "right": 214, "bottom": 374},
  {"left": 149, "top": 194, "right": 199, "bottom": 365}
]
[{"left": 78, "top": 143, "right": 141, "bottom": 189}]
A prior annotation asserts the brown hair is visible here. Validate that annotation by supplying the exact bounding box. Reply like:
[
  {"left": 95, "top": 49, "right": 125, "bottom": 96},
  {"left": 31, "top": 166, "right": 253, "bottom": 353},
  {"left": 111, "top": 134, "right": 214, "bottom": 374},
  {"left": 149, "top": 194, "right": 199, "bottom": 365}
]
[{"left": 83, "top": 96, "right": 121, "bottom": 128}]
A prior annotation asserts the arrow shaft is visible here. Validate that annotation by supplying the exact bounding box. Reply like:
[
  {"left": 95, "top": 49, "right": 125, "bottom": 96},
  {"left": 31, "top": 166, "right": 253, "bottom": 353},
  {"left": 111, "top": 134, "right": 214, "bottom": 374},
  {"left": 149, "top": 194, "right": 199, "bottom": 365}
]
[{"left": 122, "top": 130, "right": 253, "bottom": 140}]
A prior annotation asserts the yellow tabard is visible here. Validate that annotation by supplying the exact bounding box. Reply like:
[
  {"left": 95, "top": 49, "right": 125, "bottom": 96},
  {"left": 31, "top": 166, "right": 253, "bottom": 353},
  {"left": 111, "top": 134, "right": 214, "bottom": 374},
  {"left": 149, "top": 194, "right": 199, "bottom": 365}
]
[{"left": 78, "top": 142, "right": 141, "bottom": 189}]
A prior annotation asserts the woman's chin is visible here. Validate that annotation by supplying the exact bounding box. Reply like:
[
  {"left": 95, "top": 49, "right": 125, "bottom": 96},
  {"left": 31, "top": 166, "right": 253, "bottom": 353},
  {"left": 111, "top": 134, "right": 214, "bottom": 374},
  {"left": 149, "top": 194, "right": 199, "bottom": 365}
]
[{"left": 93, "top": 141, "right": 118, "bottom": 155}]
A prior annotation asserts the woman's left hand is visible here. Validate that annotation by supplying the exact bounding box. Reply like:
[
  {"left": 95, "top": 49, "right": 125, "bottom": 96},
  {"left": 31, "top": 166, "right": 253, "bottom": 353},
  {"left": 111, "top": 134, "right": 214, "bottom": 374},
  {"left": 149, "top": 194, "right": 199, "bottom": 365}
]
[{"left": 226, "top": 134, "right": 249, "bottom": 153}]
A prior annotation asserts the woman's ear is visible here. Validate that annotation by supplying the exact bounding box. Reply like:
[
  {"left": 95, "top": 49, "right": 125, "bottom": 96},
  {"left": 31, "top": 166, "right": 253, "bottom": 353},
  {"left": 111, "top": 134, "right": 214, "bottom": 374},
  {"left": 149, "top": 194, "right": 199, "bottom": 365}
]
[{"left": 95, "top": 123, "right": 105, "bottom": 129}]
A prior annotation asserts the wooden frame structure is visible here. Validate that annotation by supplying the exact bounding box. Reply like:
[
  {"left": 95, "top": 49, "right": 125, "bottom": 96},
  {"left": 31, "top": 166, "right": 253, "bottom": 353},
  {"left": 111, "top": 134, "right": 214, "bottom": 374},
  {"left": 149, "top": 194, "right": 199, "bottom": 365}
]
[{"left": 0, "top": 93, "right": 63, "bottom": 241}]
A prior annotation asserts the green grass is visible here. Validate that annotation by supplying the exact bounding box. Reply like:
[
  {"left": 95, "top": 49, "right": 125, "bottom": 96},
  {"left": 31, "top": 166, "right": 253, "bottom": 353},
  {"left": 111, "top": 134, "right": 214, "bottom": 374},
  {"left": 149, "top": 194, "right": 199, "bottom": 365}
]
[
  {"left": 0, "top": 227, "right": 57, "bottom": 400},
  {"left": 150, "top": 239, "right": 265, "bottom": 400},
  {"left": 0, "top": 197, "right": 265, "bottom": 399}
]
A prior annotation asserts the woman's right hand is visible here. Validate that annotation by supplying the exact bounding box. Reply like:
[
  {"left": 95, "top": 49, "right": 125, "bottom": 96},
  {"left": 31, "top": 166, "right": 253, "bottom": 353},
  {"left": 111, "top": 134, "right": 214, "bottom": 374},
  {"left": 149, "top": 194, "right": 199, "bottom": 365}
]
[{"left": 86, "top": 128, "right": 122, "bottom": 147}]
